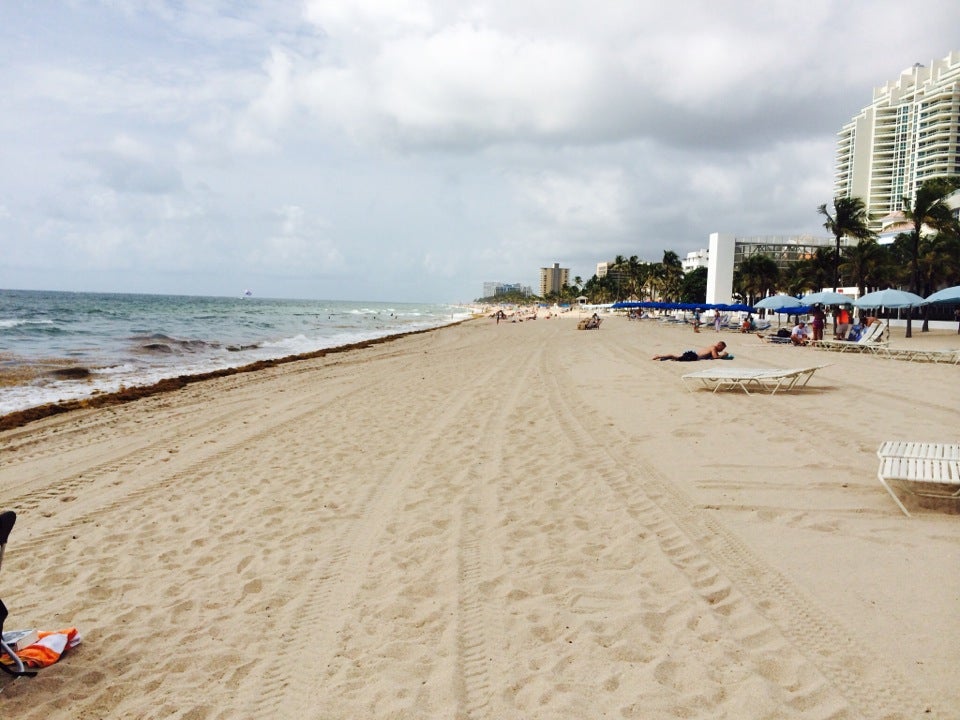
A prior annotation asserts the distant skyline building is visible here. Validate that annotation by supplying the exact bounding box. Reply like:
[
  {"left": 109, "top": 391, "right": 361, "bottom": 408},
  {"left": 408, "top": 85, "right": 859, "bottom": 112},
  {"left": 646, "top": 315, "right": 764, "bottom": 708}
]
[
  {"left": 681, "top": 249, "right": 709, "bottom": 273},
  {"left": 834, "top": 50, "right": 960, "bottom": 232},
  {"left": 539, "top": 263, "right": 569, "bottom": 297},
  {"left": 482, "top": 281, "right": 531, "bottom": 298}
]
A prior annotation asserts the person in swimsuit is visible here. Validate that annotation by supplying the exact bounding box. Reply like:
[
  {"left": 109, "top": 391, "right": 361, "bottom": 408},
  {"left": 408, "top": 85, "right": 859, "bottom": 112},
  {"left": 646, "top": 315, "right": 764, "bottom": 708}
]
[{"left": 653, "top": 341, "right": 728, "bottom": 361}]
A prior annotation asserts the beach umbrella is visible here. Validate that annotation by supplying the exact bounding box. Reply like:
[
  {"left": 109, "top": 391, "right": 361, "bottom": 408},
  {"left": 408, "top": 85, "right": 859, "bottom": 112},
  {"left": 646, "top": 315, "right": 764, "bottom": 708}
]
[
  {"left": 755, "top": 295, "right": 802, "bottom": 310},
  {"left": 722, "top": 303, "right": 755, "bottom": 312},
  {"left": 854, "top": 289, "right": 925, "bottom": 309},
  {"left": 922, "top": 285, "right": 960, "bottom": 305},
  {"left": 800, "top": 290, "right": 854, "bottom": 306},
  {"left": 773, "top": 305, "right": 814, "bottom": 315}
]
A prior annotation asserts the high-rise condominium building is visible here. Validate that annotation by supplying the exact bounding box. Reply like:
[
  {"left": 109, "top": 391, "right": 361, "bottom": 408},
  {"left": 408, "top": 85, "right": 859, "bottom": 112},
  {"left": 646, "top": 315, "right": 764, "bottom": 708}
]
[
  {"left": 834, "top": 50, "right": 960, "bottom": 231},
  {"left": 539, "top": 263, "right": 569, "bottom": 296}
]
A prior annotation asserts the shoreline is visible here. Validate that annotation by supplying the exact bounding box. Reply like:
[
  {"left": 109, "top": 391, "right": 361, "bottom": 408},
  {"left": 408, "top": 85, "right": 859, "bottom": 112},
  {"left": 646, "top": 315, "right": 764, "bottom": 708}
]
[
  {"left": 0, "top": 319, "right": 470, "bottom": 432},
  {"left": 1, "top": 313, "right": 957, "bottom": 718}
]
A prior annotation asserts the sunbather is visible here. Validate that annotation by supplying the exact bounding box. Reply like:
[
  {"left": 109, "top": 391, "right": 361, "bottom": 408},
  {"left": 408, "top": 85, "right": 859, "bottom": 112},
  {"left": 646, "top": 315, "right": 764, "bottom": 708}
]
[{"left": 653, "top": 341, "right": 728, "bottom": 361}]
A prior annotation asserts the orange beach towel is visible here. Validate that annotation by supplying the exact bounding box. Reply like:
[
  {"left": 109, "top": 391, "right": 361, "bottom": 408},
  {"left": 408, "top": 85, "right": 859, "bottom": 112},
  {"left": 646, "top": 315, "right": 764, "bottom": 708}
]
[{"left": 1, "top": 628, "right": 81, "bottom": 669}]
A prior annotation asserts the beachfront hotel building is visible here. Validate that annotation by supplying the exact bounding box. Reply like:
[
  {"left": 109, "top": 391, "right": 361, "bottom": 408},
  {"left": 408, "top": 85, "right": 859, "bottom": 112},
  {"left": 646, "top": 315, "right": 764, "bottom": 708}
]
[
  {"left": 705, "top": 233, "right": 843, "bottom": 304},
  {"left": 539, "top": 263, "right": 570, "bottom": 296},
  {"left": 483, "top": 281, "right": 531, "bottom": 298},
  {"left": 834, "top": 50, "right": 960, "bottom": 233},
  {"left": 681, "top": 249, "right": 709, "bottom": 273}
]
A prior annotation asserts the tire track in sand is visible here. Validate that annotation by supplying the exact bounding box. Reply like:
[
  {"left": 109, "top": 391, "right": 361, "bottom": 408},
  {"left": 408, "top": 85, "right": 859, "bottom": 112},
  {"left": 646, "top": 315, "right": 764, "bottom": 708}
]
[
  {"left": 244, "top": 345, "right": 516, "bottom": 717},
  {"left": 538, "top": 342, "right": 926, "bottom": 719}
]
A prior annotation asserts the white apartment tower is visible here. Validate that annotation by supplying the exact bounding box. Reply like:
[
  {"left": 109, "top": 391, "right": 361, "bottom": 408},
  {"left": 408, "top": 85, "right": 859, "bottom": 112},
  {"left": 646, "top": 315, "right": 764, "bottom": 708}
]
[{"left": 834, "top": 50, "right": 960, "bottom": 230}]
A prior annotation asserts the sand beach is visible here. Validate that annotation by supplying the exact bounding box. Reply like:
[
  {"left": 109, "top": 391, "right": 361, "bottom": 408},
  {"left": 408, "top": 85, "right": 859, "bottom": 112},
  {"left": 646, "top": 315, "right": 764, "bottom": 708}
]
[{"left": 1, "top": 312, "right": 958, "bottom": 719}]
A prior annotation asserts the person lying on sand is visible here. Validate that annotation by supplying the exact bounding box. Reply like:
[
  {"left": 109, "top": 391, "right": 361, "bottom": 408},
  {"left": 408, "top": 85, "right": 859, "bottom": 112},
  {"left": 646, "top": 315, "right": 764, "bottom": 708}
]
[{"left": 653, "top": 341, "right": 729, "bottom": 361}]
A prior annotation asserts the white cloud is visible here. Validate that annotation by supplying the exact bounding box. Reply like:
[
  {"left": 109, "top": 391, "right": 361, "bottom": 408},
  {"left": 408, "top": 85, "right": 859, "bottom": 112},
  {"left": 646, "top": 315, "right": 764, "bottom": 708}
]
[
  {"left": 1, "top": 0, "right": 959, "bottom": 299},
  {"left": 245, "top": 205, "right": 344, "bottom": 274}
]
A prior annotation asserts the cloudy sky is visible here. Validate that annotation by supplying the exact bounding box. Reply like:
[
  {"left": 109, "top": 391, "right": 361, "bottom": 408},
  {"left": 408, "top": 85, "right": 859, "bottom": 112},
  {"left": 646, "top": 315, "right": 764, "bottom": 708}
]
[{"left": 1, "top": 1, "right": 958, "bottom": 302}]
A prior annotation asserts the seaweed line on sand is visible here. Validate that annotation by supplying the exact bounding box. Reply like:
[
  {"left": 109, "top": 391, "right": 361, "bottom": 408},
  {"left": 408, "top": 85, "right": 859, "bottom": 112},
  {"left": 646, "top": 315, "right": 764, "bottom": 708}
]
[{"left": 0, "top": 321, "right": 467, "bottom": 433}]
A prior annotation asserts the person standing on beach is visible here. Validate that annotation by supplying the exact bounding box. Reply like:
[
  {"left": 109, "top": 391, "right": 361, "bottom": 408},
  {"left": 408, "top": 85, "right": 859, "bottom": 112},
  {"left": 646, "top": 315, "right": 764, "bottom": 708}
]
[
  {"left": 693, "top": 308, "right": 701, "bottom": 333},
  {"left": 834, "top": 306, "right": 851, "bottom": 339},
  {"left": 810, "top": 306, "right": 825, "bottom": 342}
]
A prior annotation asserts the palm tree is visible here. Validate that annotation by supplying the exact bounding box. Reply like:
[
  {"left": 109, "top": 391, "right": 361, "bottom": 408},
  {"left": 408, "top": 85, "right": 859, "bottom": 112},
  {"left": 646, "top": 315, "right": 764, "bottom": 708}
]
[
  {"left": 839, "top": 238, "right": 890, "bottom": 297},
  {"left": 735, "top": 254, "right": 779, "bottom": 305},
  {"left": 916, "top": 230, "right": 960, "bottom": 331},
  {"left": 788, "top": 248, "right": 835, "bottom": 296},
  {"left": 817, "top": 196, "right": 876, "bottom": 291},
  {"left": 657, "top": 250, "right": 685, "bottom": 301},
  {"left": 901, "top": 176, "right": 960, "bottom": 336}
]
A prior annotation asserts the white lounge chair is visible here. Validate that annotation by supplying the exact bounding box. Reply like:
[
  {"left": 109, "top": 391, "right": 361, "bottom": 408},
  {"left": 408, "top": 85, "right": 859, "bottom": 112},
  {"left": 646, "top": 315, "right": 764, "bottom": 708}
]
[
  {"left": 813, "top": 319, "right": 887, "bottom": 353},
  {"left": 877, "top": 441, "right": 960, "bottom": 461},
  {"left": 681, "top": 365, "right": 829, "bottom": 395},
  {"left": 876, "top": 442, "right": 960, "bottom": 516},
  {"left": 876, "top": 456, "right": 960, "bottom": 517},
  {"left": 880, "top": 347, "right": 960, "bottom": 364}
]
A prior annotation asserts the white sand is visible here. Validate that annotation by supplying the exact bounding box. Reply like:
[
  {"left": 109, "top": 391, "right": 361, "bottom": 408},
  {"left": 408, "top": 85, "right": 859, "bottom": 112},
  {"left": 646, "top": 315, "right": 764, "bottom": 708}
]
[{"left": 1, "top": 313, "right": 958, "bottom": 718}]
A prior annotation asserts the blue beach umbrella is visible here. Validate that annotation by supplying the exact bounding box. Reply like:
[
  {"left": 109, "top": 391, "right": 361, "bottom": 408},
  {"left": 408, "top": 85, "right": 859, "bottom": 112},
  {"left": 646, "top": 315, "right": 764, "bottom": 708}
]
[
  {"left": 800, "top": 290, "right": 855, "bottom": 306},
  {"left": 755, "top": 295, "right": 802, "bottom": 310},
  {"left": 773, "top": 305, "right": 814, "bottom": 315},
  {"left": 854, "top": 289, "right": 925, "bottom": 309},
  {"left": 923, "top": 285, "right": 960, "bottom": 305}
]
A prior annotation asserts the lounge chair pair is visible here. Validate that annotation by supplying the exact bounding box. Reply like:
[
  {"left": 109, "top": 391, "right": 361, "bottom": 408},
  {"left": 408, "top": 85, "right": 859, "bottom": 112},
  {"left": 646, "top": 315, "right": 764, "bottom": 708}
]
[
  {"left": 0, "top": 511, "right": 36, "bottom": 678},
  {"left": 876, "top": 442, "right": 960, "bottom": 517},
  {"left": 681, "top": 365, "right": 830, "bottom": 395}
]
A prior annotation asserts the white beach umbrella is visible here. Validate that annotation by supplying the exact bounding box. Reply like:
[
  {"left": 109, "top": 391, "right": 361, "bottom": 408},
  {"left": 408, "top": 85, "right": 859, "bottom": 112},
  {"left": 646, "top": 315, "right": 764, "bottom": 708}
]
[{"left": 854, "top": 289, "right": 925, "bottom": 309}]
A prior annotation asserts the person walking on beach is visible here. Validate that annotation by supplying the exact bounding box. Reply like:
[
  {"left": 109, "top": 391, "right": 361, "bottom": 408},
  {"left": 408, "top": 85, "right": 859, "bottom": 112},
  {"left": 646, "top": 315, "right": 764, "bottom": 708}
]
[
  {"left": 653, "top": 341, "right": 728, "bottom": 361},
  {"left": 692, "top": 308, "right": 701, "bottom": 333}
]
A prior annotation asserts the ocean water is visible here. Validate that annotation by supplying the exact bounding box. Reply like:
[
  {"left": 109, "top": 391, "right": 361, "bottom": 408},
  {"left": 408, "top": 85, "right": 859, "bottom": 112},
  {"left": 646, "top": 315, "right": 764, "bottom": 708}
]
[{"left": 0, "top": 289, "right": 473, "bottom": 416}]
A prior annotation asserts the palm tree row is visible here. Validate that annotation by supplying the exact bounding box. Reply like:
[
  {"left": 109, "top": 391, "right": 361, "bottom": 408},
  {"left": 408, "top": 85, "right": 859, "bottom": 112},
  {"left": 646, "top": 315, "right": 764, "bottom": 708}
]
[{"left": 504, "top": 177, "right": 960, "bottom": 322}]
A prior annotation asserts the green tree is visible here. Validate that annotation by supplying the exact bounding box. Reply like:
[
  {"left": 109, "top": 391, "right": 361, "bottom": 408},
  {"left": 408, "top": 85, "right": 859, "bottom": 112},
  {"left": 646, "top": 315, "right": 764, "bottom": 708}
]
[
  {"left": 901, "top": 176, "right": 960, "bottom": 335},
  {"left": 839, "top": 238, "right": 890, "bottom": 297},
  {"left": 735, "top": 254, "right": 779, "bottom": 305},
  {"left": 680, "top": 266, "right": 708, "bottom": 303},
  {"left": 817, "top": 196, "right": 876, "bottom": 291},
  {"left": 655, "top": 250, "right": 685, "bottom": 301}
]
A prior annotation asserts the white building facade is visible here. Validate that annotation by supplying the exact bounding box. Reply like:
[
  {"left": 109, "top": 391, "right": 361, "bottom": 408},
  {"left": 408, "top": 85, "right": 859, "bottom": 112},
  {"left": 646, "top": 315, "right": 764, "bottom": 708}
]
[
  {"left": 834, "top": 50, "right": 960, "bottom": 230},
  {"left": 706, "top": 233, "right": 842, "bottom": 304},
  {"left": 681, "top": 249, "right": 709, "bottom": 273}
]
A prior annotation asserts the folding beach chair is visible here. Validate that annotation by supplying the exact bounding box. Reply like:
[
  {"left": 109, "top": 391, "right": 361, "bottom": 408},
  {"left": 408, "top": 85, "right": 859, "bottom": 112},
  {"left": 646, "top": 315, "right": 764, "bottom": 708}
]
[{"left": 0, "top": 511, "right": 37, "bottom": 678}]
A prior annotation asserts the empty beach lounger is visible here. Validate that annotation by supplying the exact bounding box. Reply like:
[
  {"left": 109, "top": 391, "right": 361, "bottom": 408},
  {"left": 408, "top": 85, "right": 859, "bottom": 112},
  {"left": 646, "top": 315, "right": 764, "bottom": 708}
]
[
  {"left": 0, "top": 511, "right": 37, "bottom": 678},
  {"left": 877, "top": 442, "right": 960, "bottom": 461},
  {"left": 681, "top": 365, "right": 829, "bottom": 395},
  {"left": 876, "top": 456, "right": 960, "bottom": 517},
  {"left": 881, "top": 347, "right": 960, "bottom": 364}
]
